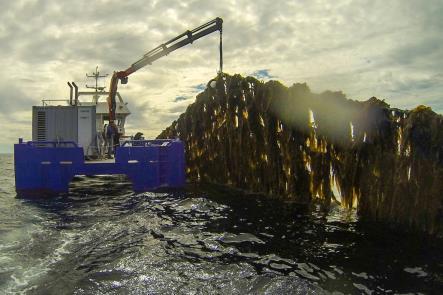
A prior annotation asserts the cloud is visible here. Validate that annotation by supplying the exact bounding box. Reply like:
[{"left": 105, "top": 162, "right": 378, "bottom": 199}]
[
  {"left": 173, "top": 95, "right": 190, "bottom": 102},
  {"left": 250, "top": 69, "right": 275, "bottom": 80},
  {"left": 193, "top": 84, "right": 206, "bottom": 92},
  {"left": 0, "top": 83, "right": 34, "bottom": 116},
  {"left": 0, "top": 0, "right": 442, "bottom": 153}
]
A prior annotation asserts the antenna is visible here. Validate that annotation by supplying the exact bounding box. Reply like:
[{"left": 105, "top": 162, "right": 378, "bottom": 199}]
[{"left": 86, "top": 66, "right": 108, "bottom": 104}]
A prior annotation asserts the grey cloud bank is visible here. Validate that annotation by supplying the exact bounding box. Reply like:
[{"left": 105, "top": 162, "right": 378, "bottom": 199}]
[{"left": 0, "top": 0, "right": 442, "bottom": 153}]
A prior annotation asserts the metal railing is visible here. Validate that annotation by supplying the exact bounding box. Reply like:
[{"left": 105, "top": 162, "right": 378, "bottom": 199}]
[
  {"left": 120, "top": 139, "right": 177, "bottom": 147},
  {"left": 41, "top": 99, "right": 71, "bottom": 106},
  {"left": 21, "top": 139, "right": 79, "bottom": 148}
]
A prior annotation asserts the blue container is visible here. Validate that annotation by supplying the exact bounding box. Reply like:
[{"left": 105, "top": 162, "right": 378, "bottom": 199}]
[{"left": 14, "top": 138, "right": 185, "bottom": 196}]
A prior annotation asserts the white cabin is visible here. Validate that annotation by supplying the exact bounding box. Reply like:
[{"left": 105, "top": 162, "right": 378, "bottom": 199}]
[
  {"left": 77, "top": 91, "right": 131, "bottom": 135},
  {"left": 34, "top": 89, "right": 131, "bottom": 158}
]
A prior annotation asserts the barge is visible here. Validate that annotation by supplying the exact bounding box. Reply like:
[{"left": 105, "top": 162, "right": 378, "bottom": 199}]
[{"left": 14, "top": 78, "right": 185, "bottom": 196}]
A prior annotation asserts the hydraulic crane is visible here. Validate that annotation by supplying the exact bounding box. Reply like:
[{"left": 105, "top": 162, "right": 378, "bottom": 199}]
[{"left": 107, "top": 17, "right": 223, "bottom": 126}]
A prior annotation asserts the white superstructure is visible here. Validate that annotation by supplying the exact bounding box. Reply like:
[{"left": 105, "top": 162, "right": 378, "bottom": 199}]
[
  {"left": 37, "top": 70, "right": 132, "bottom": 158},
  {"left": 77, "top": 91, "right": 131, "bottom": 135}
]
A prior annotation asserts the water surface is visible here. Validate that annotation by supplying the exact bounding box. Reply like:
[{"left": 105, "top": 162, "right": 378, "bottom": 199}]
[{"left": 0, "top": 154, "right": 442, "bottom": 294}]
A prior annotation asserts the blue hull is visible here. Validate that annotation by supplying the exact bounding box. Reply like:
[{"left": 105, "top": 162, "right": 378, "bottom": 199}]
[{"left": 14, "top": 139, "right": 185, "bottom": 196}]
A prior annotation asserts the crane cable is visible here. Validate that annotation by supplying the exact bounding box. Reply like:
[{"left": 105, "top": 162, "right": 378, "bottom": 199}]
[{"left": 219, "top": 27, "right": 223, "bottom": 74}]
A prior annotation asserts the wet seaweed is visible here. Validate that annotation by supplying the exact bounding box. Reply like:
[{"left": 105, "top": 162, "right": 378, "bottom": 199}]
[{"left": 158, "top": 74, "right": 443, "bottom": 236}]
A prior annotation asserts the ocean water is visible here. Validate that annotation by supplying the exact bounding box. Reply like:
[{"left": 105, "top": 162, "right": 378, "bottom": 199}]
[{"left": 0, "top": 153, "right": 442, "bottom": 294}]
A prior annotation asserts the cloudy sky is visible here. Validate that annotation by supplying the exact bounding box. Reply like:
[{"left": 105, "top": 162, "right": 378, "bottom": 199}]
[{"left": 0, "top": 0, "right": 442, "bottom": 153}]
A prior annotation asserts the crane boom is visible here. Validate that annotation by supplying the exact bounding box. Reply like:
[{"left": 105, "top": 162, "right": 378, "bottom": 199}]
[{"left": 107, "top": 17, "right": 223, "bottom": 124}]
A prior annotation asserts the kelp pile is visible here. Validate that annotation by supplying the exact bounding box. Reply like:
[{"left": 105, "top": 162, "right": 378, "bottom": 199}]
[{"left": 158, "top": 74, "right": 443, "bottom": 235}]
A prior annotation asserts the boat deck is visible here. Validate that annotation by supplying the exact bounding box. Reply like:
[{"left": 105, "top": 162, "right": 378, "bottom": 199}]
[{"left": 14, "top": 139, "right": 185, "bottom": 195}]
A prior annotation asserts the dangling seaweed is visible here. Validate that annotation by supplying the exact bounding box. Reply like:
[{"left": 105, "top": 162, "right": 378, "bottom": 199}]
[{"left": 158, "top": 74, "right": 443, "bottom": 236}]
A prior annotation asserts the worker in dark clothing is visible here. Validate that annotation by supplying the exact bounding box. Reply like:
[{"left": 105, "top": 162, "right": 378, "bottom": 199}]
[
  {"left": 106, "top": 123, "right": 115, "bottom": 158},
  {"left": 103, "top": 124, "right": 108, "bottom": 138},
  {"left": 112, "top": 122, "right": 120, "bottom": 154},
  {"left": 133, "top": 132, "right": 143, "bottom": 146},
  {"left": 102, "top": 124, "right": 109, "bottom": 158},
  {"left": 134, "top": 132, "right": 144, "bottom": 140}
]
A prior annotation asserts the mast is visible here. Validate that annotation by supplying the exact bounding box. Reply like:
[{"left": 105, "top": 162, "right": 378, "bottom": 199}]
[{"left": 86, "top": 66, "right": 108, "bottom": 104}]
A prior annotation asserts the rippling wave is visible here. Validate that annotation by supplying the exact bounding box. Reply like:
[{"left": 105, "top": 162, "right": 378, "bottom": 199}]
[{"left": 0, "top": 154, "right": 442, "bottom": 294}]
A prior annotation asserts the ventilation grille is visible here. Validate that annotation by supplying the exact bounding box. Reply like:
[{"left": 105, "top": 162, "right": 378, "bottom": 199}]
[{"left": 37, "top": 111, "right": 46, "bottom": 141}]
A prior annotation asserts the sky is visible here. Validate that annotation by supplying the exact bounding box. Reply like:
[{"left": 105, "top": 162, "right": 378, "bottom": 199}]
[{"left": 0, "top": 0, "right": 442, "bottom": 153}]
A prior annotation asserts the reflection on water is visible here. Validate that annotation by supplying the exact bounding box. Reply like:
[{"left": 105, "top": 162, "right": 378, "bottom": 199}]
[{"left": 0, "top": 154, "right": 442, "bottom": 294}]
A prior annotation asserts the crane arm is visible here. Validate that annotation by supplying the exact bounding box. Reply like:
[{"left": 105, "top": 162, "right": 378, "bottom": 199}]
[{"left": 107, "top": 17, "right": 223, "bottom": 123}]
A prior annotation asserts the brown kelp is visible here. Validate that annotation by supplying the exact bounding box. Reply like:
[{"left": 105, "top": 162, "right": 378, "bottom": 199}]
[{"left": 158, "top": 74, "right": 443, "bottom": 235}]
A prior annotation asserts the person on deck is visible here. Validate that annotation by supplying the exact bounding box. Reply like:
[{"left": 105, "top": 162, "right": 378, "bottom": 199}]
[
  {"left": 102, "top": 124, "right": 108, "bottom": 158},
  {"left": 112, "top": 122, "right": 120, "bottom": 154},
  {"left": 106, "top": 123, "right": 115, "bottom": 158}
]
